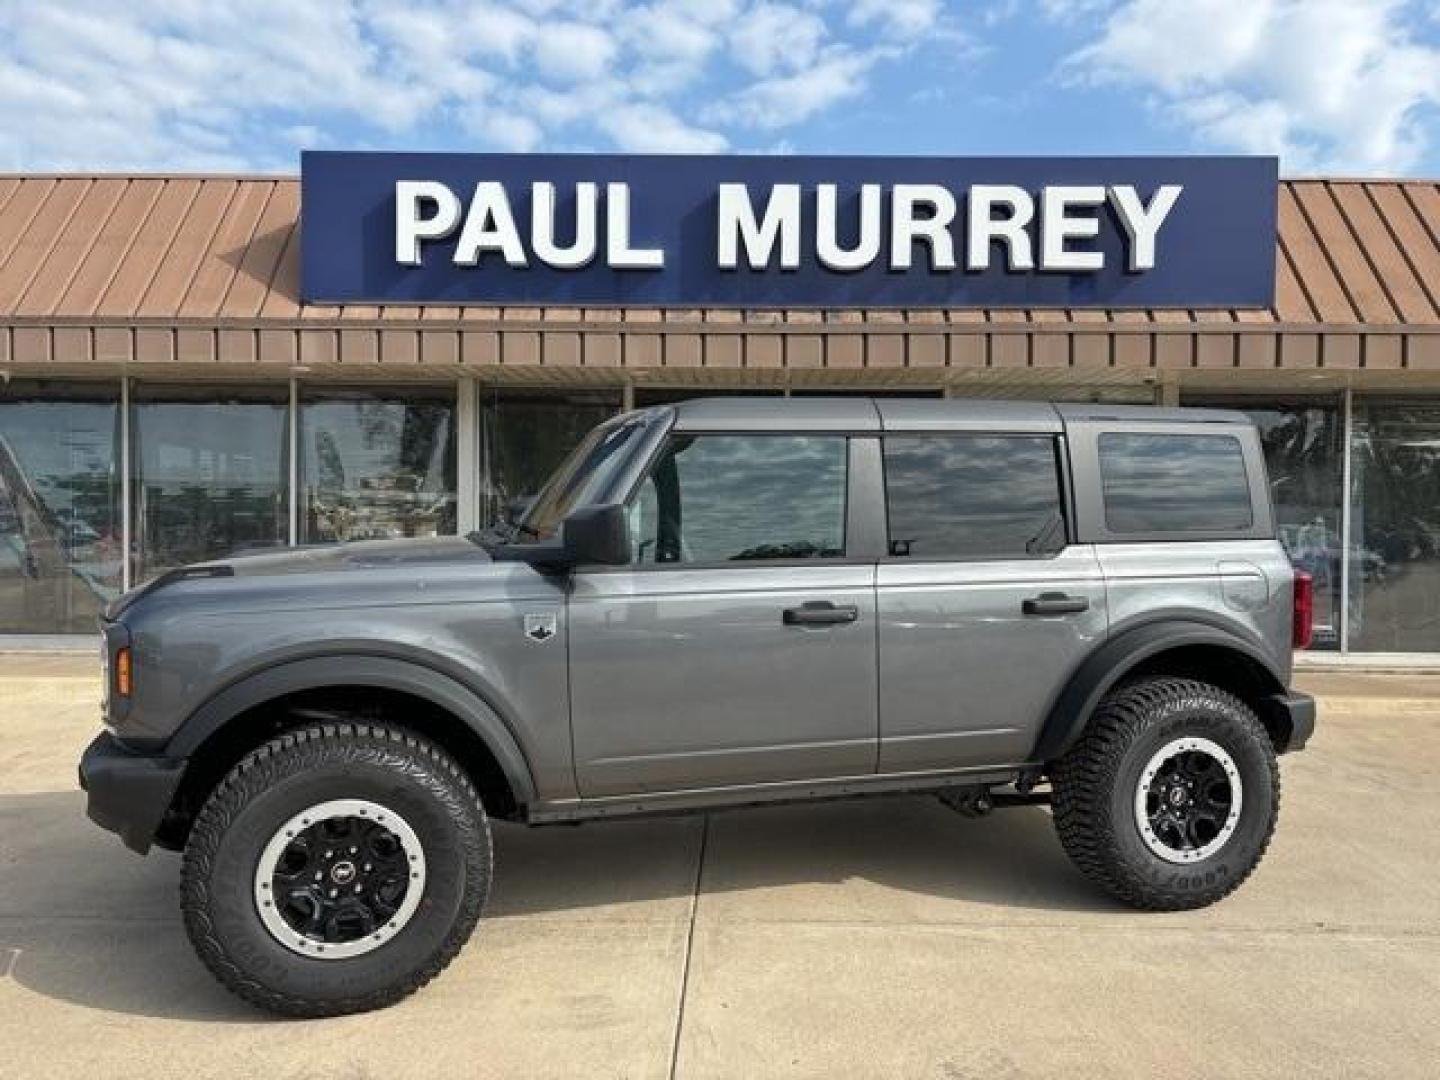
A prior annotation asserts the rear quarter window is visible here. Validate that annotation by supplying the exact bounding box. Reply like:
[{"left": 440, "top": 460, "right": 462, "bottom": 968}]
[{"left": 1099, "top": 432, "right": 1253, "bottom": 533}]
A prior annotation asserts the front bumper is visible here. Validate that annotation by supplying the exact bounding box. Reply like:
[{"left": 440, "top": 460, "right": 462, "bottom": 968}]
[
  {"left": 1261, "top": 691, "right": 1317, "bottom": 753},
  {"left": 78, "top": 733, "right": 186, "bottom": 854}
]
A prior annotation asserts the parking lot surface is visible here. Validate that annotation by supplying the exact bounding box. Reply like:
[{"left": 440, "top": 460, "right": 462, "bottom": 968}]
[{"left": 2, "top": 656, "right": 1437, "bottom": 1079}]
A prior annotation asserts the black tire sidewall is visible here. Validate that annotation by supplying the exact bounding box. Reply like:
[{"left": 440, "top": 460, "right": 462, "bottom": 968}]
[
  {"left": 1108, "top": 688, "right": 1276, "bottom": 900},
  {"left": 194, "top": 745, "right": 486, "bottom": 1005}
]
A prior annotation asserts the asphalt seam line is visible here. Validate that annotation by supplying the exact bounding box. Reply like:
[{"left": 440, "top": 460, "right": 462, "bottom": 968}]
[{"left": 667, "top": 813, "right": 709, "bottom": 1080}]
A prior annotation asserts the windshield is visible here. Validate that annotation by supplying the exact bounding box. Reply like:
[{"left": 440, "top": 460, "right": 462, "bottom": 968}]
[{"left": 513, "top": 419, "right": 643, "bottom": 542}]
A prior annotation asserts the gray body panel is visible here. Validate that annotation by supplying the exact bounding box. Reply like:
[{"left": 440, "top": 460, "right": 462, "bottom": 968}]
[
  {"left": 569, "top": 564, "right": 878, "bottom": 795},
  {"left": 96, "top": 396, "right": 1304, "bottom": 833},
  {"left": 115, "top": 538, "right": 578, "bottom": 801},
  {"left": 876, "top": 546, "right": 1108, "bottom": 771}
]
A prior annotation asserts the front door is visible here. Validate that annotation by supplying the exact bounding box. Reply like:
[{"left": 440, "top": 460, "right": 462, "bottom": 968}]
[
  {"left": 569, "top": 432, "right": 877, "bottom": 797},
  {"left": 875, "top": 432, "right": 1108, "bottom": 771}
]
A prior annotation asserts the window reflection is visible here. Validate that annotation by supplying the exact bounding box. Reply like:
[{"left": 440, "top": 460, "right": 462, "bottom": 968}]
[
  {"left": 301, "top": 387, "right": 456, "bottom": 543},
  {"left": 884, "top": 436, "right": 1063, "bottom": 558},
  {"left": 0, "top": 381, "right": 122, "bottom": 632},
  {"left": 1350, "top": 400, "right": 1440, "bottom": 653},
  {"left": 631, "top": 435, "right": 847, "bottom": 563},
  {"left": 481, "top": 390, "right": 620, "bottom": 527},
  {"left": 132, "top": 385, "right": 288, "bottom": 581},
  {"left": 1099, "top": 433, "right": 1252, "bottom": 533},
  {"left": 1182, "top": 397, "right": 1344, "bottom": 649}
]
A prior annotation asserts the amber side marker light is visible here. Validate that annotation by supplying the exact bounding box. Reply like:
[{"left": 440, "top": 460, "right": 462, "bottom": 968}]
[{"left": 114, "top": 646, "right": 133, "bottom": 697}]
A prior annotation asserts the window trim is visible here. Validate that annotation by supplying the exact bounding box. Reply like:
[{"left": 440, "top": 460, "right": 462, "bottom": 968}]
[
  {"left": 876, "top": 431, "right": 1074, "bottom": 565},
  {"left": 616, "top": 430, "right": 857, "bottom": 570},
  {"left": 1067, "top": 420, "right": 1274, "bottom": 544},
  {"left": 1097, "top": 430, "right": 1254, "bottom": 535}
]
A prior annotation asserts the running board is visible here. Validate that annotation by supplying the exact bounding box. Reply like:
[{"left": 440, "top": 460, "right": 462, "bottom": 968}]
[{"left": 526, "top": 765, "right": 1032, "bottom": 824}]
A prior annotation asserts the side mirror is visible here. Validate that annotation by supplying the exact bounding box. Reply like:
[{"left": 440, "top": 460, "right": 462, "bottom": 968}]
[{"left": 560, "top": 504, "right": 631, "bottom": 566}]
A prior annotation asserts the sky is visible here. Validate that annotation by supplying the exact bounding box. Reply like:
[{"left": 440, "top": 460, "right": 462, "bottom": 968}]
[{"left": 1, "top": 0, "right": 1439, "bottom": 177}]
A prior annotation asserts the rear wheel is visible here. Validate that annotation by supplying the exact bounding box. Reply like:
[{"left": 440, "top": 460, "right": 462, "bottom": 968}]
[
  {"left": 181, "top": 723, "right": 491, "bottom": 1017},
  {"left": 1050, "top": 677, "right": 1279, "bottom": 911}
]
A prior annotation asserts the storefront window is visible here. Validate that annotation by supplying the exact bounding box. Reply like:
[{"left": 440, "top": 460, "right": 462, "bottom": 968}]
[
  {"left": 132, "top": 385, "right": 289, "bottom": 581},
  {"left": 0, "top": 380, "right": 122, "bottom": 632},
  {"left": 301, "top": 386, "right": 456, "bottom": 542},
  {"left": 480, "top": 389, "right": 620, "bottom": 527},
  {"left": 1348, "top": 399, "right": 1440, "bottom": 653},
  {"left": 1182, "top": 396, "right": 1344, "bottom": 649}
]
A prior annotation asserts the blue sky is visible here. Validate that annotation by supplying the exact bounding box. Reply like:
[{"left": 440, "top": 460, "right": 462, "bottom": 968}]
[{"left": 2, "top": 1, "right": 1439, "bottom": 176}]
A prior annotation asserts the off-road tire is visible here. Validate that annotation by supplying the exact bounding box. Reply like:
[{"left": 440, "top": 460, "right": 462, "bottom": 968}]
[
  {"left": 1050, "top": 677, "right": 1279, "bottom": 911},
  {"left": 180, "top": 723, "right": 492, "bottom": 1017}
]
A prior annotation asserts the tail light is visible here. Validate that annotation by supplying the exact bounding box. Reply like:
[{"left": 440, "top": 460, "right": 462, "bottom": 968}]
[{"left": 1292, "top": 570, "right": 1314, "bottom": 651}]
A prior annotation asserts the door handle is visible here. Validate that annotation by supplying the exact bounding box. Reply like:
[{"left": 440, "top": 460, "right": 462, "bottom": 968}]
[
  {"left": 783, "top": 601, "right": 859, "bottom": 626},
  {"left": 1022, "top": 592, "right": 1089, "bottom": 616}
]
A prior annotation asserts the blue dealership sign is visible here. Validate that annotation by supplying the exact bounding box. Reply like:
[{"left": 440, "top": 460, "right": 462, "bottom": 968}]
[{"left": 300, "top": 151, "right": 1277, "bottom": 308}]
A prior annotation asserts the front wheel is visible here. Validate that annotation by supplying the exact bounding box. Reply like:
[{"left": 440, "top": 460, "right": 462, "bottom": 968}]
[
  {"left": 1050, "top": 677, "right": 1279, "bottom": 911},
  {"left": 181, "top": 723, "right": 492, "bottom": 1017}
]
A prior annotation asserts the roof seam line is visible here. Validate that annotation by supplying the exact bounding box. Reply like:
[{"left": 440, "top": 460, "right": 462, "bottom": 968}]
[
  {"left": 1367, "top": 185, "right": 1440, "bottom": 320},
  {"left": 84, "top": 179, "right": 167, "bottom": 318},
  {"left": 29, "top": 178, "right": 131, "bottom": 317}
]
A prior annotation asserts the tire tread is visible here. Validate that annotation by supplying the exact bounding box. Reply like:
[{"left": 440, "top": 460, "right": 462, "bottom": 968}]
[
  {"left": 180, "top": 722, "right": 490, "bottom": 1018},
  {"left": 1051, "top": 677, "right": 1280, "bottom": 911}
]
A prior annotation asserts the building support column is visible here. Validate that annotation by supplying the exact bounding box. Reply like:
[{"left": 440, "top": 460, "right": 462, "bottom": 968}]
[
  {"left": 456, "top": 376, "right": 480, "bottom": 533},
  {"left": 287, "top": 376, "right": 299, "bottom": 545},
  {"left": 1339, "top": 387, "right": 1354, "bottom": 654},
  {"left": 120, "top": 375, "right": 132, "bottom": 591}
]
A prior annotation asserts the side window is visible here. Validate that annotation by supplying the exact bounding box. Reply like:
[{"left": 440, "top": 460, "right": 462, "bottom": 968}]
[
  {"left": 883, "top": 435, "right": 1065, "bottom": 559},
  {"left": 1099, "top": 433, "right": 1252, "bottom": 533},
  {"left": 630, "top": 435, "right": 847, "bottom": 563}
]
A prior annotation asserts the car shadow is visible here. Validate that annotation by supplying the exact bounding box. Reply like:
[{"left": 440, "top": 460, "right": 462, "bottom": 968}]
[{"left": 1, "top": 788, "right": 1118, "bottom": 1022}]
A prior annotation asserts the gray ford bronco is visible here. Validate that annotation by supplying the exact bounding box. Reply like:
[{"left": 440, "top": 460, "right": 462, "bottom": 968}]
[{"left": 80, "top": 397, "right": 1316, "bottom": 1016}]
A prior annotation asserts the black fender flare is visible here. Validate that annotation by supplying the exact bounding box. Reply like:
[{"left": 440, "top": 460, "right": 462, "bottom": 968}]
[
  {"left": 165, "top": 654, "right": 537, "bottom": 805},
  {"left": 1030, "top": 619, "right": 1287, "bottom": 763}
]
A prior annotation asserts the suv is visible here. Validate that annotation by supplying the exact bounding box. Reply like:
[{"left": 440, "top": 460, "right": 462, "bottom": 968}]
[{"left": 80, "top": 398, "right": 1315, "bottom": 1016}]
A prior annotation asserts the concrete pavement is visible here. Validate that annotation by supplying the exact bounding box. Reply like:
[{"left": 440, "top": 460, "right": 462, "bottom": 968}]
[{"left": 1, "top": 654, "right": 1437, "bottom": 1079}]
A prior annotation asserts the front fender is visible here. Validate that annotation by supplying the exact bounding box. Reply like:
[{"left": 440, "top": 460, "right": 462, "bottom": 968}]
[
  {"left": 165, "top": 654, "right": 537, "bottom": 805},
  {"left": 1030, "top": 619, "right": 1288, "bottom": 763}
]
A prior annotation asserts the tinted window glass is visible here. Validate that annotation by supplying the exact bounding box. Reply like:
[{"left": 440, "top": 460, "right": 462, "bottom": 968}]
[
  {"left": 300, "top": 386, "right": 456, "bottom": 543},
  {"left": 480, "top": 389, "right": 620, "bottom": 527},
  {"left": 1183, "top": 395, "right": 1343, "bottom": 649},
  {"left": 630, "top": 435, "right": 846, "bottom": 563},
  {"left": 883, "top": 436, "right": 1064, "bottom": 559},
  {"left": 132, "top": 385, "right": 289, "bottom": 581},
  {"left": 1100, "top": 433, "right": 1252, "bottom": 533},
  {"left": 519, "top": 420, "right": 641, "bottom": 542},
  {"left": 1349, "top": 399, "right": 1440, "bottom": 652},
  {"left": 0, "top": 380, "right": 122, "bottom": 632}
]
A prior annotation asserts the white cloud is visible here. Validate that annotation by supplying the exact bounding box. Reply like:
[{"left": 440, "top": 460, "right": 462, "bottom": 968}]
[
  {"left": 849, "top": 0, "right": 941, "bottom": 40},
  {"left": 597, "top": 102, "right": 728, "bottom": 151},
  {"left": 532, "top": 21, "right": 617, "bottom": 81},
  {"left": 1065, "top": 0, "right": 1440, "bottom": 173},
  {"left": 708, "top": 48, "right": 882, "bottom": 129},
  {"left": 729, "top": 4, "right": 828, "bottom": 76},
  {"left": 0, "top": 0, "right": 964, "bottom": 169}
]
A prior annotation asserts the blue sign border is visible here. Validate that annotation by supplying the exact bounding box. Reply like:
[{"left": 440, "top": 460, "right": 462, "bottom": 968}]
[{"left": 300, "top": 151, "right": 1277, "bottom": 309}]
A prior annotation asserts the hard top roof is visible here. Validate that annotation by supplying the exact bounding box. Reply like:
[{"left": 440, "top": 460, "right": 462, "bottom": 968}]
[{"left": 665, "top": 397, "right": 1250, "bottom": 432}]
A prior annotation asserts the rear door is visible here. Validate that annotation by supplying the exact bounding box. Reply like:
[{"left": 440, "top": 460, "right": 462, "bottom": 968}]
[
  {"left": 875, "top": 429, "right": 1107, "bottom": 771},
  {"left": 568, "top": 432, "right": 879, "bottom": 797}
]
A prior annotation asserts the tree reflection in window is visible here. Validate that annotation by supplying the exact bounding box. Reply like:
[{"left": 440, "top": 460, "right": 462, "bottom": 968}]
[
  {"left": 301, "top": 388, "right": 456, "bottom": 543},
  {"left": 630, "top": 435, "right": 847, "bottom": 564}
]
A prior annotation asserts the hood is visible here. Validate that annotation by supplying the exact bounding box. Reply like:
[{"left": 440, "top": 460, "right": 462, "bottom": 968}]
[
  {"left": 105, "top": 535, "right": 492, "bottom": 619},
  {"left": 222, "top": 535, "right": 491, "bottom": 576}
]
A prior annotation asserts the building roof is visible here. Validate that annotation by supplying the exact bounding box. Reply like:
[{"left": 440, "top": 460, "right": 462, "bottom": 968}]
[{"left": 0, "top": 175, "right": 1437, "bottom": 329}]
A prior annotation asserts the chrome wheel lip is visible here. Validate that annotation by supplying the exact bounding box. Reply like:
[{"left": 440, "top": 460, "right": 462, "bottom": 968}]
[
  {"left": 253, "top": 798, "right": 427, "bottom": 960},
  {"left": 1133, "top": 737, "right": 1243, "bottom": 865}
]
